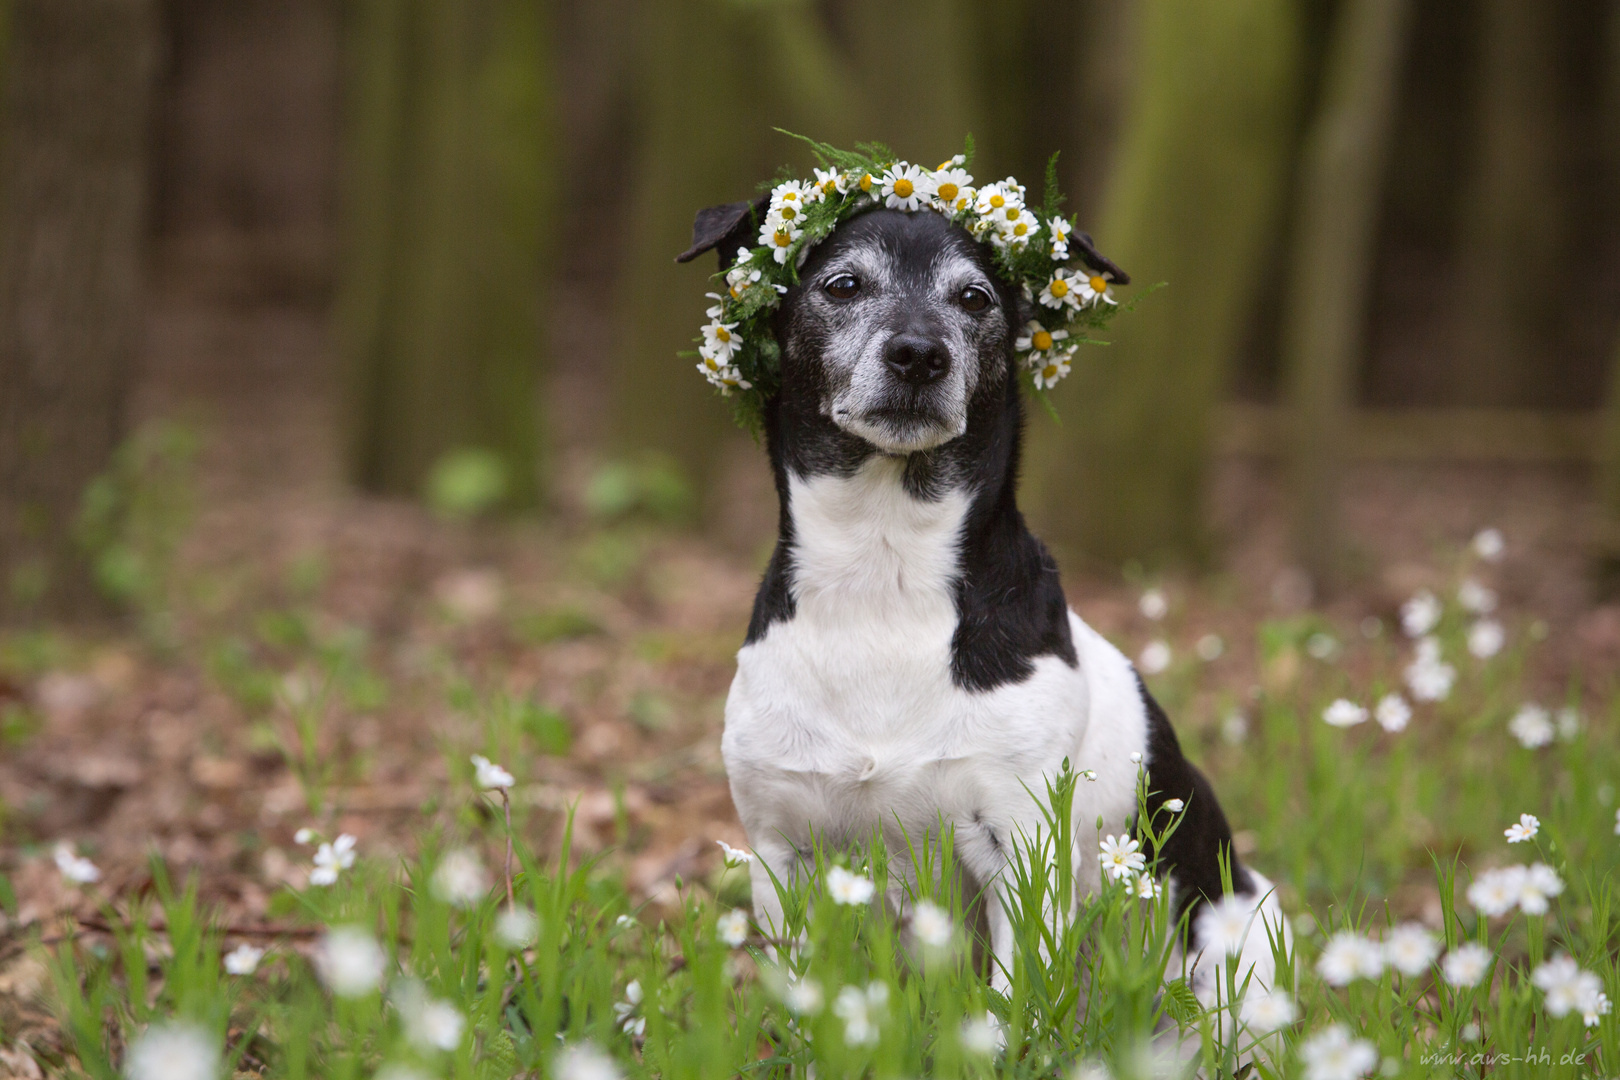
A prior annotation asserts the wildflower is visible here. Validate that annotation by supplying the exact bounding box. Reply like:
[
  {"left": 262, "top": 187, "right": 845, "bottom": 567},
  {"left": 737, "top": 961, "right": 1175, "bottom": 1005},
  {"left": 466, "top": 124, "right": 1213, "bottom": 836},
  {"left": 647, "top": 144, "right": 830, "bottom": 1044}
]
[
  {"left": 959, "top": 1012, "right": 1005, "bottom": 1056},
  {"left": 910, "top": 900, "right": 952, "bottom": 949},
  {"left": 1014, "top": 320, "right": 1070, "bottom": 358},
  {"left": 1472, "top": 527, "right": 1505, "bottom": 562},
  {"left": 1099, "top": 834, "right": 1146, "bottom": 882},
  {"left": 1504, "top": 813, "right": 1538, "bottom": 844},
  {"left": 1556, "top": 706, "right": 1581, "bottom": 741},
  {"left": 725, "top": 251, "right": 763, "bottom": 298},
  {"left": 1468, "top": 619, "right": 1504, "bottom": 659},
  {"left": 992, "top": 206, "right": 1039, "bottom": 250},
  {"left": 614, "top": 914, "right": 635, "bottom": 931},
  {"left": 1221, "top": 712, "right": 1249, "bottom": 745},
  {"left": 1031, "top": 353, "right": 1073, "bottom": 390},
  {"left": 1382, "top": 924, "right": 1439, "bottom": 976},
  {"left": 1509, "top": 704, "right": 1554, "bottom": 748},
  {"left": 1131, "top": 872, "right": 1163, "bottom": 900},
  {"left": 927, "top": 165, "right": 975, "bottom": 213},
  {"left": 1300, "top": 1024, "right": 1378, "bottom": 1080},
  {"left": 1196, "top": 633, "right": 1225, "bottom": 661},
  {"left": 1441, "top": 942, "right": 1492, "bottom": 987},
  {"left": 716, "top": 840, "right": 754, "bottom": 867},
  {"left": 1467, "top": 866, "right": 1526, "bottom": 916},
  {"left": 495, "top": 906, "right": 539, "bottom": 948},
  {"left": 405, "top": 994, "right": 465, "bottom": 1052},
  {"left": 123, "top": 1021, "right": 219, "bottom": 1080},
  {"left": 717, "top": 909, "right": 749, "bottom": 948},
  {"left": 1138, "top": 640, "right": 1171, "bottom": 675},
  {"left": 1374, "top": 693, "right": 1411, "bottom": 733},
  {"left": 1047, "top": 216, "right": 1072, "bottom": 259},
  {"left": 769, "top": 180, "right": 810, "bottom": 221},
  {"left": 833, "top": 983, "right": 887, "bottom": 1047},
  {"left": 811, "top": 167, "right": 846, "bottom": 198},
  {"left": 223, "top": 944, "right": 264, "bottom": 975},
  {"left": 1532, "top": 955, "right": 1610, "bottom": 1026},
  {"left": 1457, "top": 578, "right": 1497, "bottom": 614},
  {"left": 1163, "top": 798, "right": 1185, "bottom": 813},
  {"left": 699, "top": 320, "right": 742, "bottom": 365},
  {"left": 316, "top": 926, "right": 386, "bottom": 997},
  {"left": 1584, "top": 990, "right": 1613, "bottom": 1027},
  {"left": 1240, "top": 988, "right": 1298, "bottom": 1033},
  {"left": 1130, "top": 750, "right": 1143, "bottom": 764},
  {"left": 1322, "top": 699, "right": 1368, "bottom": 729},
  {"left": 1195, "top": 894, "right": 1257, "bottom": 957},
  {"left": 1405, "top": 637, "right": 1455, "bottom": 702},
  {"left": 1400, "top": 590, "right": 1441, "bottom": 637},
  {"left": 1038, "top": 268, "right": 1081, "bottom": 311},
  {"left": 309, "top": 834, "right": 357, "bottom": 887},
  {"left": 1317, "top": 932, "right": 1385, "bottom": 985},
  {"left": 1517, "top": 862, "right": 1563, "bottom": 915},
  {"left": 1138, "top": 587, "right": 1168, "bottom": 620},
  {"left": 555, "top": 1041, "right": 623, "bottom": 1080},
  {"left": 54, "top": 842, "right": 101, "bottom": 884},
  {"left": 880, "top": 163, "right": 927, "bottom": 211},
  {"left": 1080, "top": 768, "right": 1098, "bottom": 781},
  {"left": 973, "top": 181, "right": 1023, "bottom": 220},
  {"left": 782, "top": 977, "right": 824, "bottom": 1016},
  {"left": 759, "top": 216, "right": 802, "bottom": 264},
  {"left": 613, "top": 980, "right": 645, "bottom": 1036},
  {"left": 431, "top": 848, "right": 488, "bottom": 908},
  {"left": 826, "top": 865, "right": 875, "bottom": 906},
  {"left": 294, "top": 827, "right": 316, "bottom": 845}
]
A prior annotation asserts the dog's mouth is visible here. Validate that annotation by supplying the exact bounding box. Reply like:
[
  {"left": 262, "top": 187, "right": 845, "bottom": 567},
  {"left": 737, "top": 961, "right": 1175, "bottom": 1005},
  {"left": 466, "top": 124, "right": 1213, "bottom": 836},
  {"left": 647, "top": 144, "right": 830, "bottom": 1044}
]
[{"left": 832, "top": 402, "right": 966, "bottom": 454}]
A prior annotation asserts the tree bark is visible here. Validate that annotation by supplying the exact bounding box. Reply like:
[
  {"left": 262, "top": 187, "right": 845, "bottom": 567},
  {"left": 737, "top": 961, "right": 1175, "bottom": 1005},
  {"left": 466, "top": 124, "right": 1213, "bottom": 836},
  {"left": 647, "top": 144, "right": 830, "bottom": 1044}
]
[
  {"left": 1026, "top": 0, "right": 1302, "bottom": 568},
  {"left": 0, "top": 0, "right": 158, "bottom": 621},
  {"left": 1281, "top": 0, "right": 1412, "bottom": 592}
]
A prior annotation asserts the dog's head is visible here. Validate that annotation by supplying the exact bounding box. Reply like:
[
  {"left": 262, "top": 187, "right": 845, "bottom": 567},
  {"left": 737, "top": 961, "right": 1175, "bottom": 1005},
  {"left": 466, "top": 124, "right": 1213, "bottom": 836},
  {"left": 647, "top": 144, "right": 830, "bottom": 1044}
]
[{"left": 773, "top": 210, "right": 1021, "bottom": 454}]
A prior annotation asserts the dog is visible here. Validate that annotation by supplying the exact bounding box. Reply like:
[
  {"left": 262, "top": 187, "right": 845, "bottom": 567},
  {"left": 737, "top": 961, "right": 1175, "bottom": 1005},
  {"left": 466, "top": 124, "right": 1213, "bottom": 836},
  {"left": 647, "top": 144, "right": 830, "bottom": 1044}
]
[{"left": 680, "top": 199, "right": 1288, "bottom": 1004}]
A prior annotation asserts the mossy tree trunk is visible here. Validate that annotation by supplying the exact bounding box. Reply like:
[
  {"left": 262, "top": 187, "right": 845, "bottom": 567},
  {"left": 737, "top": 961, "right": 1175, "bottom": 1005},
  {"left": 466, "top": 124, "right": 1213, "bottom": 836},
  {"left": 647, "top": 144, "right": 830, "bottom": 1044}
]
[
  {"left": 1027, "top": 0, "right": 1302, "bottom": 568},
  {"left": 0, "top": 0, "right": 158, "bottom": 621},
  {"left": 1281, "top": 0, "right": 1412, "bottom": 592},
  {"left": 337, "top": 0, "right": 554, "bottom": 509}
]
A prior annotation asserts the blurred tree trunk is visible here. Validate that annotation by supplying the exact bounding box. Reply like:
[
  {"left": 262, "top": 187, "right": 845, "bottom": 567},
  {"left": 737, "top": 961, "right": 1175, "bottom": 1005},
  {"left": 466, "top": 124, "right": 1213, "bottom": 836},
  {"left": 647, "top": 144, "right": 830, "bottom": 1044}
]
[
  {"left": 1028, "top": 0, "right": 1302, "bottom": 568},
  {"left": 1454, "top": 0, "right": 1565, "bottom": 406},
  {"left": 337, "top": 0, "right": 553, "bottom": 509},
  {"left": 1281, "top": 0, "right": 1411, "bottom": 592},
  {"left": 0, "top": 0, "right": 158, "bottom": 621}
]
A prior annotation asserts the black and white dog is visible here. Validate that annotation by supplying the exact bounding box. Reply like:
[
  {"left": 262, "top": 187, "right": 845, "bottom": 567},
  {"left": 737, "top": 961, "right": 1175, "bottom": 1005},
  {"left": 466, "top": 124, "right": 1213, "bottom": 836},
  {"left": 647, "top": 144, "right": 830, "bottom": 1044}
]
[{"left": 681, "top": 200, "right": 1286, "bottom": 999}]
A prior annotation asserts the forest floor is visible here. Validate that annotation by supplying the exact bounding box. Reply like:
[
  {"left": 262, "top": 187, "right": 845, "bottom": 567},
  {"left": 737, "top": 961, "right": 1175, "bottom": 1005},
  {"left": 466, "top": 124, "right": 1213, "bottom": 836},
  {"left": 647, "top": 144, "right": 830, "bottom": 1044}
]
[{"left": 1, "top": 277, "right": 1619, "bottom": 1073}]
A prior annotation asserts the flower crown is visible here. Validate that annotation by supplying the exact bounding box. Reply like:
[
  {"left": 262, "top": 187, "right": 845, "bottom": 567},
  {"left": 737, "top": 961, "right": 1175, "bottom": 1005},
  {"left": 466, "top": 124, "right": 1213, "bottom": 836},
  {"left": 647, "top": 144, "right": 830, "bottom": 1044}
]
[{"left": 677, "top": 137, "right": 1131, "bottom": 433}]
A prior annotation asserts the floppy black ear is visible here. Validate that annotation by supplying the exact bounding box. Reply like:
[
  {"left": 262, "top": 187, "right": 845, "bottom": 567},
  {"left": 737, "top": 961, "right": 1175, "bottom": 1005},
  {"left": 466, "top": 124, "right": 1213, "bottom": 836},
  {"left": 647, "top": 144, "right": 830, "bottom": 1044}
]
[
  {"left": 1071, "top": 232, "right": 1130, "bottom": 285},
  {"left": 675, "top": 194, "right": 771, "bottom": 271}
]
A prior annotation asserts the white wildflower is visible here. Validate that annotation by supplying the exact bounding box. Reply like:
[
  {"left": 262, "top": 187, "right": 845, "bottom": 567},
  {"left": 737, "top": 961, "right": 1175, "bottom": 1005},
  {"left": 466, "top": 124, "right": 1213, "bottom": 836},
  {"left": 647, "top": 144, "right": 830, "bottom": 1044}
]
[
  {"left": 927, "top": 166, "right": 976, "bottom": 214},
  {"left": 54, "top": 842, "right": 101, "bottom": 884},
  {"left": 1037, "top": 268, "right": 1081, "bottom": 312},
  {"left": 1047, "top": 216, "right": 1073, "bottom": 259},
  {"left": 1401, "top": 590, "right": 1442, "bottom": 637},
  {"left": 316, "top": 926, "right": 386, "bottom": 997},
  {"left": 833, "top": 983, "right": 887, "bottom": 1047},
  {"left": 1196, "top": 633, "right": 1225, "bottom": 661},
  {"left": 1131, "top": 872, "right": 1163, "bottom": 900},
  {"left": 810, "top": 167, "right": 847, "bottom": 199},
  {"left": 1467, "top": 619, "right": 1504, "bottom": 659},
  {"left": 1194, "top": 894, "right": 1257, "bottom": 957},
  {"left": 973, "top": 181, "right": 1023, "bottom": 221},
  {"left": 1441, "top": 942, "right": 1492, "bottom": 987},
  {"left": 123, "top": 1021, "right": 219, "bottom": 1080},
  {"left": 1467, "top": 865, "right": 1526, "bottom": 916},
  {"left": 717, "top": 909, "right": 749, "bottom": 948},
  {"left": 1221, "top": 712, "right": 1249, "bottom": 745},
  {"left": 1138, "top": 588, "right": 1168, "bottom": 620},
  {"left": 910, "top": 900, "right": 952, "bottom": 949},
  {"left": 769, "top": 180, "right": 811, "bottom": 222},
  {"left": 409, "top": 997, "right": 465, "bottom": 1052},
  {"left": 1014, "top": 320, "right": 1070, "bottom": 359},
  {"left": 782, "top": 977, "right": 824, "bottom": 1016},
  {"left": 613, "top": 979, "right": 645, "bottom": 1036},
  {"left": 1533, "top": 955, "right": 1610, "bottom": 1026},
  {"left": 992, "top": 205, "right": 1040, "bottom": 250},
  {"left": 880, "top": 162, "right": 927, "bottom": 211},
  {"left": 1074, "top": 269, "right": 1116, "bottom": 307},
  {"left": 1240, "top": 988, "right": 1297, "bottom": 1033},
  {"left": 1138, "top": 640, "right": 1171, "bottom": 675},
  {"left": 431, "top": 848, "right": 488, "bottom": 908},
  {"left": 1030, "top": 352, "right": 1073, "bottom": 390},
  {"left": 1099, "top": 834, "right": 1147, "bottom": 882},
  {"left": 1457, "top": 578, "right": 1497, "bottom": 614},
  {"left": 470, "top": 754, "right": 514, "bottom": 790},
  {"left": 495, "top": 906, "right": 539, "bottom": 948},
  {"left": 294, "top": 827, "right": 316, "bottom": 845},
  {"left": 309, "top": 834, "right": 356, "bottom": 887},
  {"left": 959, "top": 1011, "right": 1005, "bottom": 1056},
  {"left": 1300, "top": 1024, "right": 1378, "bottom": 1080},
  {"left": 1374, "top": 693, "right": 1411, "bottom": 733},
  {"left": 555, "top": 1041, "right": 622, "bottom": 1080},
  {"left": 1504, "top": 813, "right": 1538, "bottom": 844},
  {"left": 1509, "top": 704, "right": 1554, "bottom": 749},
  {"left": 1472, "top": 527, "right": 1505, "bottom": 562},
  {"left": 826, "top": 865, "right": 875, "bottom": 906},
  {"left": 1317, "top": 932, "right": 1385, "bottom": 985},
  {"left": 1163, "top": 798, "right": 1186, "bottom": 813},
  {"left": 1080, "top": 768, "right": 1098, "bottom": 781},
  {"left": 1518, "top": 862, "right": 1564, "bottom": 915},
  {"left": 759, "top": 216, "right": 802, "bottom": 264},
  {"left": 1322, "top": 699, "right": 1368, "bottom": 729},
  {"left": 374, "top": 1066, "right": 432, "bottom": 1080},
  {"left": 1130, "top": 751, "right": 1143, "bottom": 764},
  {"left": 716, "top": 840, "right": 755, "bottom": 868},
  {"left": 1405, "top": 637, "right": 1455, "bottom": 702},
  {"left": 222, "top": 944, "right": 264, "bottom": 976},
  {"left": 1556, "top": 706, "right": 1581, "bottom": 741},
  {"left": 1382, "top": 923, "right": 1439, "bottom": 977}
]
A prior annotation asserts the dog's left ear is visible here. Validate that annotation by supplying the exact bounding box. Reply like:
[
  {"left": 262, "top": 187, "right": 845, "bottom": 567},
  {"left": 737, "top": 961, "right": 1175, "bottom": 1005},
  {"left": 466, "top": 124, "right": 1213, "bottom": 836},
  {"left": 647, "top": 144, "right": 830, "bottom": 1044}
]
[
  {"left": 1071, "top": 232, "right": 1130, "bottom": 285},
  {"left": 675, "top": 194, "right": 771, "bottom": 271}
]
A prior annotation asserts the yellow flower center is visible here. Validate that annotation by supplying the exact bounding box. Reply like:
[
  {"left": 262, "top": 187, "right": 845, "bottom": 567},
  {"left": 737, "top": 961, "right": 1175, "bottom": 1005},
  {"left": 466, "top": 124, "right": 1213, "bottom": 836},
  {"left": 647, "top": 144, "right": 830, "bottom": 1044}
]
[
  {"left": 989, "top": 194, "right": 1005, "bottom": 208},
  {"left": 1043, "top": 364, "right": 1059, "bottom": 379},
  {"left": 1089, "top": 275, "right": 1107, "bottom": 293},
  {"left": 774, "top": 230, "right": 792, "bottom": 248},
  {"left": 821, "top": 179, "right": 837, "bottom": 193},
  {"left": 937, "top": 159, "right": 953, "bottom": 171},
  {"left": 1032, "top": 330, "right": 1053, "bottom": 351},
  {"left": 1048, "top": 278, "right": 1069, "bottom": 298},
  {"left": 714, "top": 326, "right": 731, "bottom": 342},
  {"left": 893, "top": 177, "right": 914, "bottom": 198},
  {"left": 937, "top": 182, "right": 958, "bottom": 202},
  {"left": 1012, "top": 222, "right": 1029, "bottom": 236},
  {"left": 783, "top": 191, "right": 799, "bottom": 202},
  {"left": 860, "top": 173, "right": 873, "bottom": 192},
  {"left": 1004, "top": 207, "right": 1020, "bottom": 222},
  {"left": 730, "top": 284, "right": 743, "bottom": 299},
  {"left": 704, "top": 356, "right": 719, "bottom": 371},
  {"left": 780, "top": 205, "right": 796, "bottom": 219}
]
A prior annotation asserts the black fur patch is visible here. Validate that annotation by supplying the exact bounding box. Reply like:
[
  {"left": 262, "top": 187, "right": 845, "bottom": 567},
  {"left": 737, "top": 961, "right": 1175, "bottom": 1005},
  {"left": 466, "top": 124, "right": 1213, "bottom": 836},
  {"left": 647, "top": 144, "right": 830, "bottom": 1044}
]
[{"left": 1137, "top": 677, "right": 1253, "bottom": 929}]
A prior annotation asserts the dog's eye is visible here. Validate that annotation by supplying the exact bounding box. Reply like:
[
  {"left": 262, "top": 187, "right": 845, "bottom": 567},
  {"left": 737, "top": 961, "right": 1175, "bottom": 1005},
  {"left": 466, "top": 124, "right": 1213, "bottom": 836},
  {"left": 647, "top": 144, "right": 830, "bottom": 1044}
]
[
  {"left": 824, "top": 274, "right": 860, "bottom": 300},
  {"left": 959, "top": 285, "right": 991, "bottom": 312}
]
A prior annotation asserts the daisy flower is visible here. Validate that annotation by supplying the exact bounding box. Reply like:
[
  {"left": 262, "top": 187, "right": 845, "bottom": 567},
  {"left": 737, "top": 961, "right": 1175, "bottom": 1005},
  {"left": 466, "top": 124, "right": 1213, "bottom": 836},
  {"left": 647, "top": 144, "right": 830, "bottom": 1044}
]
[
  {"left": 1504, "top": 813, "right": 1538, "bottom": 844},
  {"left": 1316, "top": 931, "right": 1384, "bottom": 985},
  {"left": 1300, "top": 1025, "right": 1377, "bottom": 1080},
  {"left": 810, "top": 167, "right": 846, "bottom": 198},
  {"left": 991, "top": 206, "right": 1039, "bottom": 250},
  {"left": 1038, "top": 268, "right": 1081, "bottom": 311},
  {"left": 1374, "top": 693, "right": 1411, "bottom": 733},
  {"left": 973, "top": 181, "right": 1023, "bottom": 220},
  {"left": 759, "top": 216, "right": 802, "bottom": 264},
  {"left": 725, "top": 251, "right": 762, "bottom": 299},
  {"left": 700, "top": 319, "right": 742, "bottom": 362},
  {"left": 927, "top": 165, "right": 975, "bottom": 213},
  {"left": 1509, "top": 704, "right": 1554, "bottom": 748},
  {"left": 1441, "top": 942, "right": 1492, "bottom": 987},
  {"left": 1322, "top": 699, "right": 1368, "bottom": 728},
  {"left": 1382, "top": 923, "right": 1438, "bottom": 976},
  {"left": 826, "top": 865, "right": 875, "bottom": 906},
  {"left": 1030, "top": 353, "right": 1072, "bottom": 390},
  {"left": 880, "top": 162, "right": 927, "bottom": 211},
  {"left": 770, "top": 180, "right": 811, "bottom": 222},
  {"left": 1014, "top": 320, "right": 1070, "bottom": 359},
  {"left": 1074, "top": 270, "right": 1116, "bottom": 306},
  {"left": 1401, "top": 590, "right": 1441, "bottom": 637},
  {"left": 1047, "top": 216, "right": 1073, "bottom": 259},
  {"left": 1099, "top": 834, "right": 1146, "bottom": 881},
  {"left": 1240, "top": 988, "right": 1297, "bottom": 1033}
]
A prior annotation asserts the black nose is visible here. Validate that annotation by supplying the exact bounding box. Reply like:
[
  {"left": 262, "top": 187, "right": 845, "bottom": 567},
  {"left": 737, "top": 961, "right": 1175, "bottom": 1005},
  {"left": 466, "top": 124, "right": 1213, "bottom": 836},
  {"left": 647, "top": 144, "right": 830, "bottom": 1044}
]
[{"left": 882, "top": 334, "right": 950, "bottom": 386}]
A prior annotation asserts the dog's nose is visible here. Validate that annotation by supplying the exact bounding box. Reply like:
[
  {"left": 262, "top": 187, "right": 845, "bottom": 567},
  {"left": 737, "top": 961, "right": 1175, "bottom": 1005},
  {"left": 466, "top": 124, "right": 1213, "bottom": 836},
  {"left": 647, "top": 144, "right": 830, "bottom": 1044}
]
[{"left": 882, "top": 334, "right": 950, "bottom": 386}]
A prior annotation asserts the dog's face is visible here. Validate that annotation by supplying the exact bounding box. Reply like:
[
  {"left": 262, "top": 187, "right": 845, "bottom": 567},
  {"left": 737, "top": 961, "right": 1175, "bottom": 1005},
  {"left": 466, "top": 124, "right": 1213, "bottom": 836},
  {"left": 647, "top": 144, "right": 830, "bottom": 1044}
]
[{"left": 777, "top": 210, "right": 1018, "bottom": 455}]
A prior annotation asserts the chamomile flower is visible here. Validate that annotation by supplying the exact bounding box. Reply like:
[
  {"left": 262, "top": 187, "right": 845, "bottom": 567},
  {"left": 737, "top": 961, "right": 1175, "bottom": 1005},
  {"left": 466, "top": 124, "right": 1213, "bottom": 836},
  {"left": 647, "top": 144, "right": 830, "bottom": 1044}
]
[
  {"left": 1441, "top": 942, "right": 1492, "bottom": 987},
  {"left": 1031, "top": 353, "right": 1073, "bottom": 390},
  {"left": 1047, "top": 216, "right": 1073, "bottom": 259},
  {"left": 992, "top": 206, "right": 1040, "bottom": 250},
  {"left": 927, "top": 166, "right": 975, "bottom": 213},
  {"left": 769, "top": 180, "right": 811, "bottom": 222},
  {"left": 1382, "top": 923, "right": 1439, "bottom": 976},
  {"left": 1374, "top": 693, "right": 1411, "bottom": 733},
  {"left": 1014, "top": 320, "right": 1070, "bottom": 359},
  {"left": 1038, "top": 268, "right": 1081, "bottom": 311},
  {"left": 759, "top": 216, "right": 802, "bottom": 264},
  {"left": 725, "top": 252, "right": 762, "bottom": 299},
  {"left": 700, "top": 319, "right": 742, "bottom": 362},
  {"left": 1504, "top": 813, "right": 1538, "bottom": 844},
  {"left": 880, "top": 162, "right": 927, "bottom": 211},
  {"left": 974, "top": 181, "right": 1023, "bottom": 220},
  {"left": 826, "top": 865, "right": 875, "bottom": 906},
  {"left": 811, "top": 167, "right": 847, "bottom": 198},
  {"left": 1316, "top": 931, "right": 1385, "bottom": 985},
  {"left": 1074, "top": 270, "right": 1116, "bottom": 306},
  {"left": 1099, "top": 834, "right": 1146, "bottom": 881}
]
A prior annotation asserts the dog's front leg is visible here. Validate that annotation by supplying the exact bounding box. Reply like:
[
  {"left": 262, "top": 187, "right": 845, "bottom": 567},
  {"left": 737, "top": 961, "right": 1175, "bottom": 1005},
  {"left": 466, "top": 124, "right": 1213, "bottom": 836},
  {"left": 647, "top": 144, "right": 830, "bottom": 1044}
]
[{"left": 747, "top": 835, "right": 804, "bottom": 952}]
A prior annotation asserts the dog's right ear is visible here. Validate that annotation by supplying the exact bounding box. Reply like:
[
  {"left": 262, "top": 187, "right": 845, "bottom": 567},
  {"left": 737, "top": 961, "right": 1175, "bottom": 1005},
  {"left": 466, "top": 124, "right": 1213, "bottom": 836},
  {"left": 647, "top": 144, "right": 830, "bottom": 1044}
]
[{"left": 675, "top": 194, "right": 770, "bottom": 271}]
